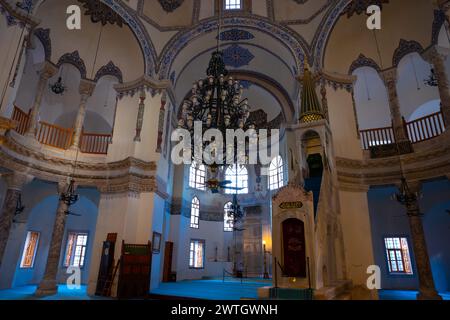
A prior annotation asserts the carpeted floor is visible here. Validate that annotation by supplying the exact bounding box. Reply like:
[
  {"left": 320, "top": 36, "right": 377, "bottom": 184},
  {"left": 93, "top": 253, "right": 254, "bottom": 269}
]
[
  {"left": 0, "top": 283, "right": 448, "bottom": 300},
  {"left": 0, "top": 285, "right": 108, "bottom": 300}
]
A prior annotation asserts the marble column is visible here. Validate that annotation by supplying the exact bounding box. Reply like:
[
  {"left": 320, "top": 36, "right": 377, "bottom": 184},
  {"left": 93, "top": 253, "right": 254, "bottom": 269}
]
[
  {"left": 403, "top": 181, "right": 442, "bottom": 300},
  {"left": 35, "top": 181, "right": 71, "bottom": 297},
  {"left": 381, "top": 68, "right": 409, "bottom": 142},
  {"left": 0, "top": 172, "right": 33, "bottom": 268},
  {"left": 134, "top": 89, "right": 146, "bottom": 142},
  {"left": 70, "top": 79, "right": 96, "bottom": 149},
  {"left": 26, "top": 61, "right": 57, "bottom": 137},
  {"left": 422, "top": 46, "right": 450, "bottom": 128}
]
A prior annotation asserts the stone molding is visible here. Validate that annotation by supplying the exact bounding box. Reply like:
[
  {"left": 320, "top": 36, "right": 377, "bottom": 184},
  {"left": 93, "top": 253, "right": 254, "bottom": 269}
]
[
  {"left": 114, "top": 75, "right": 172, "bottom": 99},
  {"left": 0, "top": 0, "right": 40, "bottom": 28},
  {"left": 79, "top": 79, "right": 96, "bottom": 96},
  {"left": 0, "top": 135, "right": 157, "bottom": 194},
  {"left": 336, "top": 133, "right": 450, "bottom": 190},
  {"left": 2, "top": 171, "right": 33, "bottom": 190}
]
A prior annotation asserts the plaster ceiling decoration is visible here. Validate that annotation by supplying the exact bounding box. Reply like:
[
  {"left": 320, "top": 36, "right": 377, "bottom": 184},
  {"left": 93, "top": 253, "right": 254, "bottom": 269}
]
[
  {"left": 223, "top": 44, "right": 255, "bottom": 68},
  {"left": 158, "top": 0, "right": 184, "bottom": 13},
  {"left": 218, "top": 29, "right": 255, "bottom": 41},
  {"left": 343, "top": 0, "right": 389, "bottom": 18},
  {"left": 78, "top": 0, "right": 124, "bottom": 26}
]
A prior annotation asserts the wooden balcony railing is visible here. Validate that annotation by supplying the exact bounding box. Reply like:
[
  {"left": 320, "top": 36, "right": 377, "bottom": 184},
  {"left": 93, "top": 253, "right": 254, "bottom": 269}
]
[
  {"left": 11, "top": 105, "right": 30, "bottom": 135},
  {"left": 36, "top": 121, "right": 74, "bottom": 150},
  {"left": 405, "top": 111, "right": 445, "bottom": 143},
  {"left": 360, "top": 126, "right": 396, "bottom": 150},
  {"left": 11, "top": 106, "right": 111, "bottom": 155},
  {"left": 360, "top": 110, "right": 446, "bottom": 150},
  {"left": 80, "top": 132, "right": 112, "bottom": 155}
]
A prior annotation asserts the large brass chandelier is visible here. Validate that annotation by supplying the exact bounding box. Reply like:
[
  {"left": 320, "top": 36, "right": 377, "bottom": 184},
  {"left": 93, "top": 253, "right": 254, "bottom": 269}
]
[
  {"left": 177, "top": 51, "right": 253, "bottom": 165},
  {"left": 177, "top": 7, "right": 253, "bottom": 168}
]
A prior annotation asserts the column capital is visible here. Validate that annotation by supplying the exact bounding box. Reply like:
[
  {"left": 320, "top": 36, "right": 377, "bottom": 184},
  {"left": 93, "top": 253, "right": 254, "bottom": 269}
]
[
  {"left": 40, "top": 60, "right": 58, "bottom": 80},
  {"left": 380, "top": 67, "right": 398, "bottom": 85},
  {"left": 1, "top": 172, "right": 34, "bottom": 191},
  {"left": 79, "top": 79, "right": 96, "bottom": 97},
  {"left": 57, "top": 179, "right": 77, "bottom": 195},
  {"left": 434, "top": 0, "right": 450, "bottom": 12},
  {"left": 422, "top": 45, "right": 450, "bottom": 64}
]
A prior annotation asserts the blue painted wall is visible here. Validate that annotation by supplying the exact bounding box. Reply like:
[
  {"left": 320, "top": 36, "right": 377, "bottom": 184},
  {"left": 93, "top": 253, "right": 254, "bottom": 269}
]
[
  {"left": 0, "top": 180, "right": 99, "bottom": 289},
  {"left": 368, "top": 179, "right": 450, "bottom": 292}
]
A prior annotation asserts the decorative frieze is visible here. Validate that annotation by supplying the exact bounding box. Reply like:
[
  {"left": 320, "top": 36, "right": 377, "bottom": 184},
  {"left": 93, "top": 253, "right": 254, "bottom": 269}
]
[
  {"left": 33, "top": 28, "right": 51, "bottom": 60},
  {"left": 78, "top": 0, "right": 124, "bottom": 26},
  {"left": 392, "top": 39, "right": 424, "bottom": 67},
  {"left": 156, "top": 93, "right": 167, "bottom": 153},
  {"left": 57, "top": 51, "right": 87, "bottom": 79},
  {"left": 158, "top": 0, "right": 184, "bottom": 13},
  {"left": 114, "top": 75, "right": 171, "bottom": 99},
  {"left": 0, "top": 136, "right": 157, "bottom": 194},
  {"left": 94, "top": 61, "right": 123, "bottom": 83}
]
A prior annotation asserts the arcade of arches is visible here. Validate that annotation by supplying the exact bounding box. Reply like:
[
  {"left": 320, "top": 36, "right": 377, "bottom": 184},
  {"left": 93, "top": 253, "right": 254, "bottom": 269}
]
[{"left": 0, "top": 0, "right": 449, "bottom": 300}]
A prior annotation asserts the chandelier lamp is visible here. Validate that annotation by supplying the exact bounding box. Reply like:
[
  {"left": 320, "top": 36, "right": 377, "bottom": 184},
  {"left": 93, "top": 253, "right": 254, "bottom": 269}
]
[
  {"left": 177, "top": 5, "right": 254, "bottom": 170},
  {"left": 177, "top": 51, "right": 253, "bottom": 165},
  {"left": 60, "top": 178, "right": 79, "bottom": 208},
  {"left": 392, "top": 177, "right": 422, "bottom": 208}
]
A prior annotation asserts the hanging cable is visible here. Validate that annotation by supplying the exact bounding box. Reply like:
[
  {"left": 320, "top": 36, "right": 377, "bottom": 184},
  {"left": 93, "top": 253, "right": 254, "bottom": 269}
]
[
  {"left": 363, "top": 69, "right": 371, "bottom": 101},
  {"left": 372, "top": 29, "right": 384, "bottom": 69},
  {"left": 410, "top": 55, "right": 421, "bottom": 91},
  {"left": 90, "top": 24, "right": 104, "bottom": 79}
]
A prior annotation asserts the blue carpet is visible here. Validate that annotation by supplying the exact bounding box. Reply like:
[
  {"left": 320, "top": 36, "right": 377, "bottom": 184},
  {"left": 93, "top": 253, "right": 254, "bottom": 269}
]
[
  {"left": 0, "top": 285, "right": 108, "bottom": 300},
  {"left": 1, "top": 284, "right": 448, "bottom": 300},
  {"left": 151, "top": 279, "right": 271, "bottom": 300},
  {"left": 378, "top": 290, "right": 450, "bottom": 300}
]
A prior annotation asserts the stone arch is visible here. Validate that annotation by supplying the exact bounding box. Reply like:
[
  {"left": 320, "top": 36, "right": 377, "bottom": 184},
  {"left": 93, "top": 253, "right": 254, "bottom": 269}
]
[
  {"left": 94, "top": 61, "right": 123, "bottom": 83},
  {"left": 348, "top": 54, "right": 381, "bottom": 75},
  {"left": 33, "top": 28, "right": 51, "bottom": 60},
  {"left": 56, "top": 51, "right": 87, "bottom": 79},
  {"left": 312, "top": 0, "right": 353, "bottom": 69},
  {"left": 157, "top": 16, "right": 310, "bottom": 80},
  {"left": 392, "top": 39, "right": 424, "bottom": 67},
  {"left": 33, "top": 0, "right": 157, "bottom": 76}
]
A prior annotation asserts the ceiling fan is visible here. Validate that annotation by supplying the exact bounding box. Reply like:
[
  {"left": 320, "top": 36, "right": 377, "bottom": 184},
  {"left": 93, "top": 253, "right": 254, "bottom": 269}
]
[
  {"left": 65, "top": 210, "right": 82, "bottom": 217},
  {"left": 206, "top": 179, "right": 244, "bottom": 194}
]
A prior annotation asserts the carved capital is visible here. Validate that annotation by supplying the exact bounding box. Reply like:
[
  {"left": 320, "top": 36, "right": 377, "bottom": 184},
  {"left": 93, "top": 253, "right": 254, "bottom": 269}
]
[
  {"left": 380, "top": 67, "right": 398, "bottom": 85},
  {"left": 79, "top": 79, "right": 96, "bottom": 97},
  {"left": 40, "top": 60, "right": 58, "bottom": 80},
  {"left": 2, "top": 172, "right": 34, "bottom": 191},
  {"left": 422, "top": 45, "right": 450, "bottom": 64},
  {"left": 57, "top": 179, "right": 77, "bottom": 195}
]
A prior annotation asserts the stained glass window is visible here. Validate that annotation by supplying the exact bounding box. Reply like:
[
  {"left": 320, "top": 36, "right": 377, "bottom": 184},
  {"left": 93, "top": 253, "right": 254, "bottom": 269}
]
[
  {"left": 64, "top": 232, "right": 88, "bottom": 268},
  {"left": 20, "top": 231, "right": 40, "bottom": 268},
  {"left": 224, "top": 202, "right": 234, "bottom": 232},
  {"left": 189, "top": 239, "right": 205, "bottom": 269},
  {"left": 269, "top": 156, "right": 284, "bottom": 190},
  {"left": 384, "top": 237, "right": 413, "bottom": 274},
  {"left": 190, "top": 197, "right": 200, "bottom": 229},
  {"left": 189, "top": 161, "right": 206, "bottom": 191}
]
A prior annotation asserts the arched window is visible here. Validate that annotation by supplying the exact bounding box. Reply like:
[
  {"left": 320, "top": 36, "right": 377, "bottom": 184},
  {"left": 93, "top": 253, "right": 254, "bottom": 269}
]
[
  {"left": 269, "top": 156, "right": 284, "bottom": 190},
  {"left": 225, "top": 164, "right": 248, "bottom": 194},
  {"left": 190, "top": 197, "right": 200, "bottom": 229},
  {"left": 189, "top": 161, "right": 206, "bottom": 191},
  {"left": 224, "top": 202, "right": 234, "bottom": 232}
]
